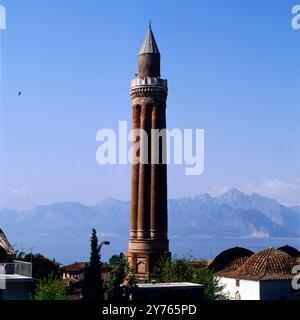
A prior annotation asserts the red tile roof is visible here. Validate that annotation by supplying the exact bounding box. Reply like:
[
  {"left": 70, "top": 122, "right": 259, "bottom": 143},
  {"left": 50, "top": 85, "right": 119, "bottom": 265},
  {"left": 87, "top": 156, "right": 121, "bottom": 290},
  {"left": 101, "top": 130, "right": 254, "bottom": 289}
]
[
  {"left": 225, "top": 248, "right": 295, "bottom": 281},
  {"left": 60, "top": 262, "right": 87, "bottom": 272}
]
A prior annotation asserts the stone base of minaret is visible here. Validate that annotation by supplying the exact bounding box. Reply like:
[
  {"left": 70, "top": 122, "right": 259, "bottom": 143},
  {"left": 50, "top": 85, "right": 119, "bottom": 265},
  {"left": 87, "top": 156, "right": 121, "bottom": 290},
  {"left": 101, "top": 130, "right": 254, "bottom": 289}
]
[{"left": 127, "top": 239, "right": 169, "bottom": 279}]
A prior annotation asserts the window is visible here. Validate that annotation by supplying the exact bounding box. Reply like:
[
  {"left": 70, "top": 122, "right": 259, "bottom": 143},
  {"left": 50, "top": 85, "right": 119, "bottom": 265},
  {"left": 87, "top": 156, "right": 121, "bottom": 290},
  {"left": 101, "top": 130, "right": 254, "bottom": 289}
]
[{"left": 236, "top": 279, "right": 240, "bottom": 287}]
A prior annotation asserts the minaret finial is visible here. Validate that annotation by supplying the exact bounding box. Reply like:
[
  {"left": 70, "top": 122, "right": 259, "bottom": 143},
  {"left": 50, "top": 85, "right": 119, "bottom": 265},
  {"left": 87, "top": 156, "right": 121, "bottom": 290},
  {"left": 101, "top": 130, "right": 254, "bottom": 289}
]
[{"left": 149, "top": 20, "right": 151, "bottom": 29}]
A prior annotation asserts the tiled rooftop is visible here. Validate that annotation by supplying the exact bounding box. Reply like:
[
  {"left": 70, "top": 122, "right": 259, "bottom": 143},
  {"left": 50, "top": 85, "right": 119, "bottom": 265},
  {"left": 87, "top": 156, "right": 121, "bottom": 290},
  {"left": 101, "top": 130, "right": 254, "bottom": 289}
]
[{"left": 224, "top": 248, "right": 295, "bottom": 281}]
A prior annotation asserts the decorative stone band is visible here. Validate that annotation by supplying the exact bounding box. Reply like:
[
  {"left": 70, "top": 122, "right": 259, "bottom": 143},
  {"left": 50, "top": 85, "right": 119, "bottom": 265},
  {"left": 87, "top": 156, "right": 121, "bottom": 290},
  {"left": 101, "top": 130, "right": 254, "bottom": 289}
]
[
  {"left": 150, "top": 230, "right": 168, "bottom": 239},
  {"left": 128, "top": 238, "right": 169, "bottom": 253},
  {"left": 130, "top": 77, "right": 168, "bottom": 99}
]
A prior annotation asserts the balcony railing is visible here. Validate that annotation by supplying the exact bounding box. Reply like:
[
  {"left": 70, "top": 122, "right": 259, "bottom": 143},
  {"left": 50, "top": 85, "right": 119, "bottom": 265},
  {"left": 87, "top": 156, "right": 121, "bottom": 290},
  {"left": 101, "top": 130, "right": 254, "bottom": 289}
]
[
  {"left": 0, "top": 260, "right": 32, "bottom": 278},
  {"left": 0, "top": 261, "right": 32, "bottom": 289},
  {"left": 130, "top": 77, "right": 167, "bottom": 88}
]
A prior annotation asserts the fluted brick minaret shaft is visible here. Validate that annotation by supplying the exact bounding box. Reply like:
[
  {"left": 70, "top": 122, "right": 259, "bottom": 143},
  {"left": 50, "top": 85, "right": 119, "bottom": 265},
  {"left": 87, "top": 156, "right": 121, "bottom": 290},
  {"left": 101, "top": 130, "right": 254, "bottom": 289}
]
[{"left": 127, "top": 25, "right": 169, "bottom": 277}]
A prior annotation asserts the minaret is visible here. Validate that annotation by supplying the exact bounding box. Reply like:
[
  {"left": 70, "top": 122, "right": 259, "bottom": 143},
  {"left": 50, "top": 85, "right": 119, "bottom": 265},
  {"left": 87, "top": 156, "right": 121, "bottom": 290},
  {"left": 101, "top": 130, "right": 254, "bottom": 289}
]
[{"left": 127, "top": 25, "right": 169, "bottom": 277}]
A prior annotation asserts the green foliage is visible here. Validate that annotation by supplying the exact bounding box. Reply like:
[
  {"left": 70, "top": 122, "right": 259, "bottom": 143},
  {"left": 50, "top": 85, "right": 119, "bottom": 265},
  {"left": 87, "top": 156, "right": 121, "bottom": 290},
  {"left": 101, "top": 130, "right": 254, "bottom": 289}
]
[
  {"left": 193, "top": 268, "right": 228, "bottom": 300},
  {"left": 156, "top": 253, "right": 194, "bottom": 282},
  {"left": 104, "top": 252, "right": 137, "bottom": 301},
  {"left": 154, "top": 254, "right": 228, "bottom": 300},
  {"left": 34, "top": 273, "right": 68, "bottom": 300},
  {"left": 124, "top": 261, "right": 138, "bottom": 287},
  {"left": 104, "top": 252, "right": 125, "bottom": 300}
]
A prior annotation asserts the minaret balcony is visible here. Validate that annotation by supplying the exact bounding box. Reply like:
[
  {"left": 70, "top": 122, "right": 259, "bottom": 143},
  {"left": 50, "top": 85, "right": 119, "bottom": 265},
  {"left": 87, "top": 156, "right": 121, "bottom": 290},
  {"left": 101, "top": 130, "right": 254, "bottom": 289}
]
[
  {"left": 130, "top": 77, "right": 168, "bottom": 99},
  {"left": 130, "top": 77, "right": 167, "bottom": 89}
]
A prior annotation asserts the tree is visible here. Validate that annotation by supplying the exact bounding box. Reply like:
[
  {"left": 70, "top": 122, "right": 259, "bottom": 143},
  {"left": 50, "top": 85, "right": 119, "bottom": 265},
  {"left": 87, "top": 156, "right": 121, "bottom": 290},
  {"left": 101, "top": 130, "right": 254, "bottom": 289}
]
[
  {"left": 155, "top": 254, "right": 227, "bottom": 300},
  {"left": 104, "top": 252, "right": 137, "bottom": 300},
  {"left": 19, "top": 253, "right": 59, "bottom": 280},
  {"left": 28, "top": 253, "right": 59, "bottom": 279},
  {"left": 82, "top": 228, "right": 103, "bottom": 300},
  {"left": 34, "top": 273, "right": 68, "bottom": 300},
  {"left": 90, "top": 228, "right": 100, "bottom": 265},
  {"left": 156, "top": 253, "right": 195, "bottom": 283},
  {"left": 104, "top": 252, "right": 125, "bottom": 300},
  {"left": 109, "top": 254, "right": 120, "bottom": 265},
  {"left": 193, "top": 268, "right": 228, "bottom": 300}
]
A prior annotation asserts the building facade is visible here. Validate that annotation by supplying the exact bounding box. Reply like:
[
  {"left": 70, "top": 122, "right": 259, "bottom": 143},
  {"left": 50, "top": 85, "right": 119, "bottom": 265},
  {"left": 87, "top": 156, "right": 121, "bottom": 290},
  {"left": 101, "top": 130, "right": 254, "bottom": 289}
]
[
  {"left": 211, "top": 247, "right": 300, "bottom": 300},
  {"left": 0, "top": 229, "right": 33, "bottom": 300}
]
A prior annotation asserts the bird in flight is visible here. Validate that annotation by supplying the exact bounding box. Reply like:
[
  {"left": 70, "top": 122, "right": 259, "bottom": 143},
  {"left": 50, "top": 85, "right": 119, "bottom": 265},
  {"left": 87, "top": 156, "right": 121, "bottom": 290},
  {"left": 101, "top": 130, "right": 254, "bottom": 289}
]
[{"left": 18, "top": 91, "right": 22, "bottom": 96}]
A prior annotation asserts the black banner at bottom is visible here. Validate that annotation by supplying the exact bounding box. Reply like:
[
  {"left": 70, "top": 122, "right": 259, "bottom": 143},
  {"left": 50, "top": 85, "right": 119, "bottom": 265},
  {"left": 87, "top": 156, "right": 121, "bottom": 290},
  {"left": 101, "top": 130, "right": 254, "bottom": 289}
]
[{"left": 0, "top": 301, "right": 297, "bottom": 319}]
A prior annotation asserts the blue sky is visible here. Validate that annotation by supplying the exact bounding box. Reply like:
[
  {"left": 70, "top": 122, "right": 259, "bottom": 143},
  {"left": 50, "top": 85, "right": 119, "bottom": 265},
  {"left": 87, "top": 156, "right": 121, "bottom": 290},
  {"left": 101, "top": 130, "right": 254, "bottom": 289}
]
[{"left": 0, "top": 0, "right": 299, "bottom": 209}]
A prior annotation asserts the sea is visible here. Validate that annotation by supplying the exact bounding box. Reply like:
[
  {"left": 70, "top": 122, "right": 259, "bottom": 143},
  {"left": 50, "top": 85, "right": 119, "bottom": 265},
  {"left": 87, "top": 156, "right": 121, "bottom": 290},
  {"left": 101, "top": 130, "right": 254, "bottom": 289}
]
[{"left": 10, "top": 234, "right": 300, "bottom": 265}]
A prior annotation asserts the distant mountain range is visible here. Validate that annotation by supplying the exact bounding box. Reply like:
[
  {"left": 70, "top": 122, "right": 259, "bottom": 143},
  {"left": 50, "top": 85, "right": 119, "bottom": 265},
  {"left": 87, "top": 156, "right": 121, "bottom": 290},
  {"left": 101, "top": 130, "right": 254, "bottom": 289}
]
[{"left": 0, "top": 189, "right": 299, "bottom": 239}]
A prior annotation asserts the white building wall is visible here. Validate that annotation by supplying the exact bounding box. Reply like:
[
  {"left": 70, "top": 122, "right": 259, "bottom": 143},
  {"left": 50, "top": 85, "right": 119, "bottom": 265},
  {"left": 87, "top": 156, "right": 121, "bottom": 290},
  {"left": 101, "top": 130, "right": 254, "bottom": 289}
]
[
  {"left": 218, "top": 277, "right": 300, "bottom": 300},
  {"left": 218, "top": 277, "right": 260, "bottom": 300}
]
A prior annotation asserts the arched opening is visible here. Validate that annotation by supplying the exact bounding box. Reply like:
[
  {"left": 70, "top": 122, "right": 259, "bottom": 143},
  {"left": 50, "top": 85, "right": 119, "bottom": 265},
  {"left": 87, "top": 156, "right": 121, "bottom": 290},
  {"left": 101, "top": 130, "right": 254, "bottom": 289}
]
[
  {"left": 137, "top": 259, "right": 146, "bottom": 274},
  {"left": 235, "top": 291, "right": 241, "bottom": 300}
]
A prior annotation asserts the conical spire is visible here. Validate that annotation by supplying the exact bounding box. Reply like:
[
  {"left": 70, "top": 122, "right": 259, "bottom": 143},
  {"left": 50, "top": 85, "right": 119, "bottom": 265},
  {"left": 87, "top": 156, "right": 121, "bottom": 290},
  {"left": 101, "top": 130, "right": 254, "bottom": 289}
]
[
  {"left": 138, "top": 24, "right": 161, "bottom": 78},
  {"left": 139, "top": 24, "right": 160, "bottom": 55}
]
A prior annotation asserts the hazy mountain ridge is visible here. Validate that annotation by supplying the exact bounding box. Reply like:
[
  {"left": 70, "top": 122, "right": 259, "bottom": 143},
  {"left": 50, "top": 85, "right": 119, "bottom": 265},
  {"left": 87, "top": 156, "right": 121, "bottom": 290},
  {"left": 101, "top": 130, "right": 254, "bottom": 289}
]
[{"left": 0, "top": 189, "right": 299, "bottom": 239}]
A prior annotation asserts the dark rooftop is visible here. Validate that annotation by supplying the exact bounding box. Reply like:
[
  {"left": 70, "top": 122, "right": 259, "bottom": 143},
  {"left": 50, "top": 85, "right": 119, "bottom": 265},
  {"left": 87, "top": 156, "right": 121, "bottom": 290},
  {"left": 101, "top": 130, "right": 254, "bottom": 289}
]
[
  {"left": 209, "top": 246, "right": 254, "bottom": 274},
  {"left": 278, "top": 245, "right": 300, "bottom": 257}
]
